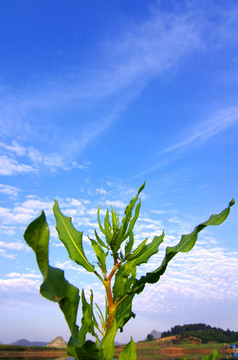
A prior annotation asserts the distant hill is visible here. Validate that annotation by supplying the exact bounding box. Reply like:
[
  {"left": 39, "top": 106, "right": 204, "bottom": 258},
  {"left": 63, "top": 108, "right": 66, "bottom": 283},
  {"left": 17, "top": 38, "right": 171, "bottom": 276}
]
[
  {"left": 161, "top": 323, "right": 238, "bottom": 343},
  {"left": 47, "top": 336, "right": 67, "bottom": 348},
  {"left": 10, "top": 339, "right": 47, "bottom": 347}
]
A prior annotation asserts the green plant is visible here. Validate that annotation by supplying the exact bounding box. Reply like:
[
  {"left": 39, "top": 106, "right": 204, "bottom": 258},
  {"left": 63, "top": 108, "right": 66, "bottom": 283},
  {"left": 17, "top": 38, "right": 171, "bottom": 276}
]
[{"left": 23, "top": 183, "right": 234, "bottom": 360}]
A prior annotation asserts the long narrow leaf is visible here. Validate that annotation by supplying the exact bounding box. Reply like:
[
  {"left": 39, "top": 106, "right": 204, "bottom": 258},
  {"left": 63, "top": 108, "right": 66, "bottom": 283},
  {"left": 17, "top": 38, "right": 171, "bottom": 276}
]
[
  {"left": 78, "top": 290, "right": 99, "bottom": 345},
  {"left": 131, "top": 199, "right": 235, "bottom": 295},
  {"left": 24, "top": 212, "right": 80, "bottom": 339},
  {"left": 124, "top": 231, "right": 134, "bottom": 259},
  {"left": 53, "top": 200, "right": 95, "bottom": 273},
  {"left": 89, "top": 237, "right": 107, "bottom": 271},
  {"left": 94, "top": 229, "right": 109, "bottom": 250},
  {"left": 128, "top": 232, "right": 164, "bottom": 266}
]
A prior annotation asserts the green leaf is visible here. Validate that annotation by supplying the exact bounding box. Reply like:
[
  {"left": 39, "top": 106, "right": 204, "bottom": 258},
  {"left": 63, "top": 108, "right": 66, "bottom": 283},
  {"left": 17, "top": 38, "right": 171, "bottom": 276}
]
[
  {"left": 128, "top": 232, "right": 164, "bottom": 266},
  {"left": 68, "top": 340, "right": 101, "bottom": 360},
  {"left": 121, "top": 183, "right": 145, "bottom": 237},
  {"left": 127, "top": 238, "right": 148, "bottom": 261},
  {"left": 113, "top": 262, "right": 136, "bottom": 300},
  {"left": 116, "top": 296, "right": 135, "bottom": 332},
  {"left": 24, "top": 212, "right": 80, "bottom": 338},
  {"left": 124, "top": 231, "right": 134, "bottom": 259},
  {"left": 78, "top": 290, "right": 99, "bottom": 345},
  {"left": 104, "top": 209, "right": 112, "bottom": 244},
  {"left": 132, "top": 199, "right": 235, "bottom": 295},
  {"left": 118, "top": 338, "right": 136, "bottom": 360},
  {"left": 94, "top": 229, "right": 109, "bottom": 250},
  {"left": 24, "top": 211, "right": 49, "bottom": 279},
  {"left": 97, "top": 206, "right": 106, "bottom": 235},
  {"left": 201, "top": 349, "right": 219, "bottom": 360},
  {"left": 123, "top": 200, "right": 141, "bottom": 241},
  {"left": 111, "top": 208, "right": 119, "bottom": 232},
  {"left": 89, "top": 237, "right": 107, "bottom": 271},
  {"left": 53, "top": 200, "right": 95, "bottom": 273},
  {"left": 100, "top": 320, "right": 118, "bottom": 360},
  {"left": 40, "top": 266, "right": 79, "bottom": 336}
]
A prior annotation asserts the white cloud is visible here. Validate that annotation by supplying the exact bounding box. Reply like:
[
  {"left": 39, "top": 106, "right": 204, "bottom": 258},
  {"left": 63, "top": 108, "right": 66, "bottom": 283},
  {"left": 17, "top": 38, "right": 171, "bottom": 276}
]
[
  {"left": 6, "top": 272, "right": 41, "bottom": 279},
  {"left": 0, "top": 241, "right": 26, "bottom": 251},
  {"left": 96, "top": 187, "right": 107, "bottom": 195},
  {"left": 0, "top": 241, "right": 28, "bottom": 259},
  {"left": 132, "top": 244, "right": 238, "bottom": 313},
  {"left": 0, "top": 198, "right": 53, "bottom": 225},
  {"left": 0, "top": 140, "right": 91, "bottom": 175},
  {"left": 0, "top": 249, "right": 16, "bottom": 259},
  {"left": 0, "top": 184, "right": 20, "bottom": 197},
  {"left": 0, "top": 277, "right": 40, "bottom": 292},
  {"left": 54, "top": 260, "right": 87, "bottom": 274},
  {"left": 0, "top": 155, "right": 35, "bottom": 176},
  {"left": 105, "top": 200, "right": 126, "bottom": 208},
  {"left": 0, "top": 140, "right": 26, "bottom": 156},
  {"left": 0, "top": 225, "right": 16, "bottom": 235}
]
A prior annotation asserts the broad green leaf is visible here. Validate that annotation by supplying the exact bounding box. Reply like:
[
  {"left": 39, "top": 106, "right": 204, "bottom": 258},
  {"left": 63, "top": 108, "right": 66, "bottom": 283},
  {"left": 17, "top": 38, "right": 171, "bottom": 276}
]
[
  {"left": 53, "top": 200, "right": 95, "bottom": 273},
  {"left": 132, "top": 199, "right": 235, "bottom": 295},
  {"left": 68, "top": 340, "right": 101, "bottom": 360},
  {"left": 100, "top": 320, "right": 118, "bottom": 360},
  {"left": 40, "top": 266, "right": 79, "bottom": 336},
  {"left": 128, "top": 232, "right": 164, "bottom": 266},
  {"left": 24, "top": 211, "right": 49, "bottom": 279},
  {"left": 116, "top": 296, "right": 135, "bottom": 332},
  {"left": 118, "top": 338, "right": 136, "bottom": 360},
  {"left": 89, "top": 238, "right": 107, "bottom": 271},
  {"left": 24, "top": 212, "right": 80, "bottom": 338}
]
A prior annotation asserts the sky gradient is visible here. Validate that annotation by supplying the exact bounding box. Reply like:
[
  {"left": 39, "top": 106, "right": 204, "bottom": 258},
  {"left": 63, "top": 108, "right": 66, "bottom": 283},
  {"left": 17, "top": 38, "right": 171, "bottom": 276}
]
[{"left": 0, "top": 0, "right": 238, "bottom": 345}]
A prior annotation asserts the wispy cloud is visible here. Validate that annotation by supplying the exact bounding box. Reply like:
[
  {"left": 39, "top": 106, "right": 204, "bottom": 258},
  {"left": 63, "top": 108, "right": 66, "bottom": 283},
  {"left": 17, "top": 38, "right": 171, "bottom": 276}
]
[
  {"left": 163, "top": 106, "right": 238, "bottom": 153},
  {"left": 0, "top": 184, "right": 20, "bottom": 197},
  {"left": 0, "top": 155, "right": 35, "bottom": 176},
  {"left": 0, "top": 241, "right": 28, "bottom": 259},
  {"left": 0, "top": 140, "right": 91, "bottom": 175},
  {"left": 135, "top": 105, "right": 238, "bottom": 178}
]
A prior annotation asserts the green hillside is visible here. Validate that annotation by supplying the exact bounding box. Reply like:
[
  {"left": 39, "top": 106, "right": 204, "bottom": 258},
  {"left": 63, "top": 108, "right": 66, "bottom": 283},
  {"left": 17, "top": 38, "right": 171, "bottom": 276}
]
[{"left": 162, "top": 323, "right": 238, "bottom": 343}]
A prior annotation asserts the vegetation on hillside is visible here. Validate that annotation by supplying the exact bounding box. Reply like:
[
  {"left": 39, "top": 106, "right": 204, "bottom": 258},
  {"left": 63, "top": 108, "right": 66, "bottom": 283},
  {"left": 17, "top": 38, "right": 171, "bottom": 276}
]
[{"left": 162, "top": 324, "right": 238, "bottom": 343}]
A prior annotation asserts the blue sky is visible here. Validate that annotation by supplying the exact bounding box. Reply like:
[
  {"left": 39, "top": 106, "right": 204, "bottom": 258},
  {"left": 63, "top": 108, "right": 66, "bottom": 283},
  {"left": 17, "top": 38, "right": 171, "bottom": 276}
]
[{"left": 0, "top": 0, "right": 238, "bottom": 345}]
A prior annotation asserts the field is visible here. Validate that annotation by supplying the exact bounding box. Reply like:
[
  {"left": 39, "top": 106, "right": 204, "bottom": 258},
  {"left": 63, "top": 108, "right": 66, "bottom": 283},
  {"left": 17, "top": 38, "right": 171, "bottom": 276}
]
[
  {"left": 0, "top": 344, "right": 68, "bottom": 359},
  {"left": 1, "top": 337, "right": 236, "bottom": 359},
  {"left": 114, "top": 336, "right": 232, "bottom": 359}
]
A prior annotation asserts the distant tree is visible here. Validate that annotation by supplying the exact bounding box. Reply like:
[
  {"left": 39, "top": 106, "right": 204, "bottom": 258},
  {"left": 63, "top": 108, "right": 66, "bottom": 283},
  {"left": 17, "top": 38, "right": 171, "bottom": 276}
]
[{"left": 147, "top": 334, "right": 154, "bottom": 341}]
